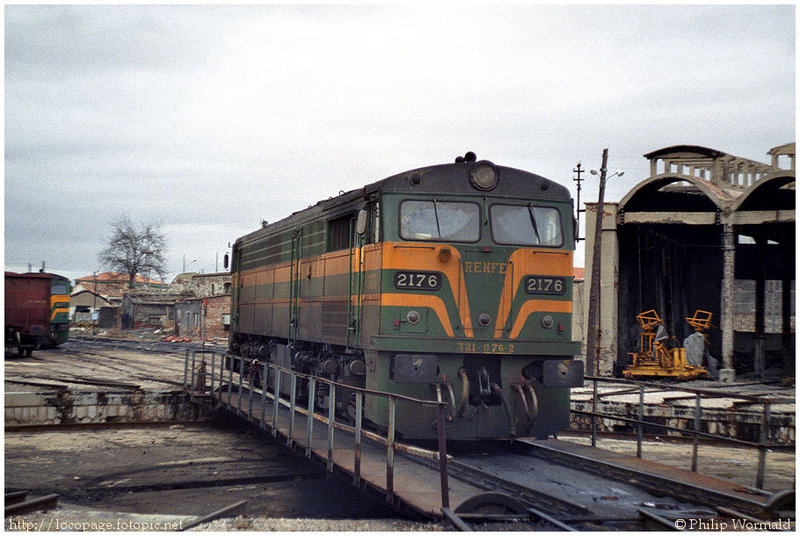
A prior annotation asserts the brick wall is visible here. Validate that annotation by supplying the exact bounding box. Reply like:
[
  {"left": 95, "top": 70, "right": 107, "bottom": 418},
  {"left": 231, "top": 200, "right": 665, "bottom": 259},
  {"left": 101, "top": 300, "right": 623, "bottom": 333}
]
[
  {"left": 175, "top": 295, "right": 231, "bottom": 340},
  {"left": 205, "top": 295, "right": 231, "bottom": 339}
]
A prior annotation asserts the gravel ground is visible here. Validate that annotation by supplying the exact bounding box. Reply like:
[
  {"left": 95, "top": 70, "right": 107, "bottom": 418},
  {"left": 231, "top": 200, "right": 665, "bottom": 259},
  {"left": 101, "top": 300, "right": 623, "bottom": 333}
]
[
  {"left": 192, "top": 516, "right": 443, "bottom": 531},
  {"left": 5, "top": 508, "right": 443, "bottom": 532},
  {"left": 5, "top": 423, "right": 439, "bottom": 532}
]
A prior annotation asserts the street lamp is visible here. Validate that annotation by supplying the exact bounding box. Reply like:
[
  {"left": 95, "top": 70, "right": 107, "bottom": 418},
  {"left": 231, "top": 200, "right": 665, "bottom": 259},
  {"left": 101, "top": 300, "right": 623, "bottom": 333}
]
[
  {"left": 590, "top": 168, "right": 624, "bottom": 179},
  {"left": 183, "top": 256, "right": 197, "bottom": 273}
]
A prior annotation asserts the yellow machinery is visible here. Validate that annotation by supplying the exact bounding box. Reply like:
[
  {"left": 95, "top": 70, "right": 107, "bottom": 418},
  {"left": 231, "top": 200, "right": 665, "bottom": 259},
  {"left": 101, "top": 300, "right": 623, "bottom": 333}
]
[{"left": 623, "top": 309, "right": 710, "bottom": 380}]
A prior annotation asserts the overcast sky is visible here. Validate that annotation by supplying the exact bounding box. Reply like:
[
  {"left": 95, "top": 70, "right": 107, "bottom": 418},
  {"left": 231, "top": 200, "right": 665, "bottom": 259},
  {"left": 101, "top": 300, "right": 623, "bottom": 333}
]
[{"left": 5, "top": 4, "right": 795, "bottom": 282}]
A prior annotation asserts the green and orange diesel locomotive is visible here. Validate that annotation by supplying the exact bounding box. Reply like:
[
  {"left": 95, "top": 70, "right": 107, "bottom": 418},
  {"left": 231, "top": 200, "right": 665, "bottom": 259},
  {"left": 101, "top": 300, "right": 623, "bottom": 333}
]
[
  {"left": 5, "top": 271, "right": 71, "bottom": 356},
  {"left": 227, "top": 153, "right": 583, "bottom": 440}
]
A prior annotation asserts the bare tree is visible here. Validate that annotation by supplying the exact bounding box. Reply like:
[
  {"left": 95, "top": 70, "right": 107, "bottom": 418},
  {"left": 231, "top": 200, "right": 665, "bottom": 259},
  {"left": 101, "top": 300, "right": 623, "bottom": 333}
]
[{"left": 98, "top": 215, "right": 168, "bottom": 288}]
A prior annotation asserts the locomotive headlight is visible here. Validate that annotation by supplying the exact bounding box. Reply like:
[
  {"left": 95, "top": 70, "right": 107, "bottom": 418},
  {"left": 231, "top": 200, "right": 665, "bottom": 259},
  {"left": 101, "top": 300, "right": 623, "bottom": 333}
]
[
  {"left": 541, "top": 315, "right": 554, "bottom": 329},
  {"left": 406, "top": 310, "right": 421, "bottom": 324},
  {"left": 478, "top": 313, "right": 492, "bottom": 327},
  {"left": 469, "top": 161, "right": 499, "bottom": 191}
]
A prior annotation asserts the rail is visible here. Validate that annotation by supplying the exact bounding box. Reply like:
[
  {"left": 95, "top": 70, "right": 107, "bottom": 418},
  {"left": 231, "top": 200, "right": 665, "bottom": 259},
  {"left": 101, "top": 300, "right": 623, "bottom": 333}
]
[
  {"left": 578, "top": 375, "right": 794, "bottom": 490},
  {"left": 184, "top": 349, "right": 450, "bottom": 509}
]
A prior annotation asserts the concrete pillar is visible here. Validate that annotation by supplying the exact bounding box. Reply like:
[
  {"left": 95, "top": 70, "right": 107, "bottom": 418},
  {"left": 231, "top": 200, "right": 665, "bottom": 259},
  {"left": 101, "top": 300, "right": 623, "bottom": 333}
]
[
  {"left": 754, "top": 238, "right": 766, "bottom": 377},
  {"left": 719, "top": 223, "right": 736, "bottom": 382},
  {"left": 781, "top": 240, "right": 795, "bottom": 375},
  {"left": 583, "top": 201, "right": 619, "bottom": 376}
]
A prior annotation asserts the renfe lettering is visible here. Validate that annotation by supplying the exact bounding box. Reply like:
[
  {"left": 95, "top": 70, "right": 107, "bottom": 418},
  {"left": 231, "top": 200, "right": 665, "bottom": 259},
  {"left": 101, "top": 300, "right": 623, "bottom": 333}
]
[{"left": 463, "top": 262, "right": 506, "bottom": 274}]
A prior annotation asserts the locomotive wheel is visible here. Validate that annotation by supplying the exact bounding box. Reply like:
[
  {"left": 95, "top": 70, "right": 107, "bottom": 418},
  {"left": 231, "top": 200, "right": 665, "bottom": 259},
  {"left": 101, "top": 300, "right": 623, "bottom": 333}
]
[{"left": 455, "top": 492, "right": 528, "bottom": 516}]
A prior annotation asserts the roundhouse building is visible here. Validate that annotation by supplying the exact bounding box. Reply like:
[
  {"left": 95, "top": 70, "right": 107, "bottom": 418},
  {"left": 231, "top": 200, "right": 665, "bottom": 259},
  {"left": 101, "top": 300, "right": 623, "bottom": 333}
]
[{"left": 584, "top": 143, "right": 795, "bottom": 381}]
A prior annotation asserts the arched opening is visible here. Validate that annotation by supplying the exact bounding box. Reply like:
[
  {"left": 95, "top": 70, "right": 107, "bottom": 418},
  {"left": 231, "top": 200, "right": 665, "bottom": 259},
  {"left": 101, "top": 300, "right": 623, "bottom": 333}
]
[{"left": 615, "top": 175, "right": 727, "bottom": 374}]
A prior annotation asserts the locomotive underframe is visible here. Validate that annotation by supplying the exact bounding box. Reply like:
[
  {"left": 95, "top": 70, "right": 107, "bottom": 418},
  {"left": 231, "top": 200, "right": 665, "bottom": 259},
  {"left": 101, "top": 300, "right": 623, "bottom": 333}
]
[
  {"left": 364, "top": 347, "right": 580, "bottom": 439},
  {"left": 229, "top": 331, "right": 581, "bottom": 440}
]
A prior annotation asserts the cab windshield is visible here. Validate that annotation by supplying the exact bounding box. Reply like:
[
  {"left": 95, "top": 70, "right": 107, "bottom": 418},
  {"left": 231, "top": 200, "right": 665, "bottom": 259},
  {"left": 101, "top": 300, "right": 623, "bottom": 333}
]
[
  {"left": 399, "top": 200, "right": 480, "bottom": 242},
  {"left": 491, "top": 204, "right": 563, "bottom": 246}
]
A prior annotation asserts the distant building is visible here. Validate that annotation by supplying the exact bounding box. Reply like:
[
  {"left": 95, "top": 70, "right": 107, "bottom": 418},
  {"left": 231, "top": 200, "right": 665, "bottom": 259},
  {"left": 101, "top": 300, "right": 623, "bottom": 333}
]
[
  {"left": 73, "top": 272, "right": 167, "bottom": 305},
  {"left": 101, "top": 271, "right": 234, "bottom": 336},
  {"left": 71, "top": 272, "right": 168, "bottom": 330},
  {"left": 121, "top": 290, "right": 187, "bottom": 330},
  {"left": 69, "top": 288, "right": 113, "bottom": 326}
]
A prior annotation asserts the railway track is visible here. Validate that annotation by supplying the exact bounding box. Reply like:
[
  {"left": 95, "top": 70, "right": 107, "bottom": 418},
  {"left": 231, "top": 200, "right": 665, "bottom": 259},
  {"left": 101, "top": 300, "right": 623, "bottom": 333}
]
[
  {"left": 6, "top": 338, "right": 195, "bottom": 391},
  {"left": 430, "top": 441, "right": 793, "bottom": 531},
  {"left": 514, "top": 439, "right": 790, "bottom": 518},
  {"left": 438, "top": 437, "right": 795, "bottom": 531},
  {"left": 420, "top": 444, "right": 714, "bottom": 530},
  {"left": 69, "top": 336, "right": 220, "bottom": 356}
]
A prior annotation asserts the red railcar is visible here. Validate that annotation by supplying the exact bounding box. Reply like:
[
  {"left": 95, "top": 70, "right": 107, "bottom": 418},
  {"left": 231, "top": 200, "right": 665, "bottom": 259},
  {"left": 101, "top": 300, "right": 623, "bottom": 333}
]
[{"left": 5, "top": 271, "right": 71, "bottom": 356}]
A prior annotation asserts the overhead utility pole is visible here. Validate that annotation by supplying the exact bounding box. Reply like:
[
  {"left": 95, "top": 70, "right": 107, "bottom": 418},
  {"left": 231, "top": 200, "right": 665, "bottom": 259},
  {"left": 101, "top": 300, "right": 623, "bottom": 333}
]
[{"left": 585, "top": 149, "right": 609, "bottom": 377}]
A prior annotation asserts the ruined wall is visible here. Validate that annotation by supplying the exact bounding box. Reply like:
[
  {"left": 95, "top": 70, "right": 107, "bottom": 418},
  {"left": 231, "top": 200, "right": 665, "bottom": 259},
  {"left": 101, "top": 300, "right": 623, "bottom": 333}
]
[
  {"left": 5, "top": 390, "right": 207, "bottom": 426},
  {"left": 169, "top": 273, "right": 231, "bottom": 298}
]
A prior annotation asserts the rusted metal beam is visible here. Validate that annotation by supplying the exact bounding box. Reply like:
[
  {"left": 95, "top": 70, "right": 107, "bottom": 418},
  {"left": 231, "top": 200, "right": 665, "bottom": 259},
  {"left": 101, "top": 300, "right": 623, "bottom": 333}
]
[
  {"left": 527, "top": 506, "right": 578, "bottom": 531},
  {"left": 441, "top": 507, "right": 472, "bottom": 531},
  {"left": 4, "top": 490, "right": 28, "bottom": 505}
]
